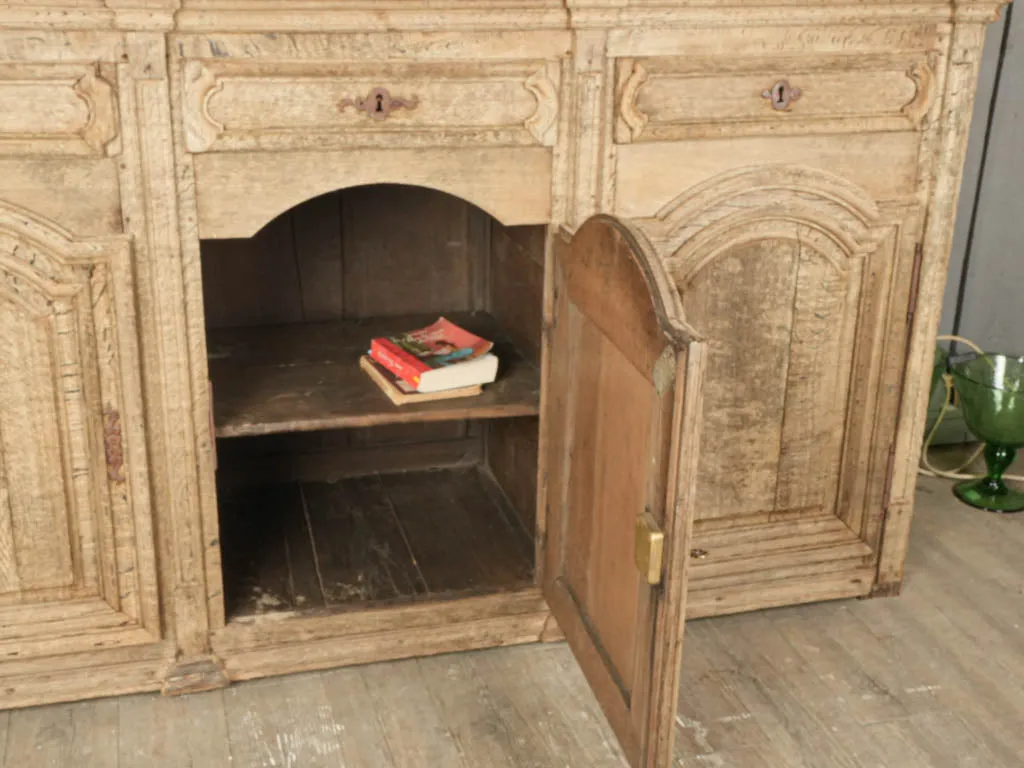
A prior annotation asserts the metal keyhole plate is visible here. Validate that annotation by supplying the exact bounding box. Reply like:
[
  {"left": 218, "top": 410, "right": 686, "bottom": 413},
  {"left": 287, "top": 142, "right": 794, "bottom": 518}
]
[{"left": 762, "top": 79, "right": 802, "bottom": 111}]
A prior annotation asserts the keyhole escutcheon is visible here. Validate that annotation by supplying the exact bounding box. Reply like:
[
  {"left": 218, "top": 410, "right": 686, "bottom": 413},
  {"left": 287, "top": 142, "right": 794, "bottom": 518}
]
[
  {"left": 338, "top": 87, "right": 419, "bottom": 121},
  {"left": 762, "top": 79, "right": 802, "bottom": 111}
]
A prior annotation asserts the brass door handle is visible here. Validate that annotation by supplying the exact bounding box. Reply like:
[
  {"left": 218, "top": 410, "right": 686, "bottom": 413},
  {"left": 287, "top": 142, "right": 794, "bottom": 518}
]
[{"left": 635, "top": 510, "right": 665, "bottom": 586}]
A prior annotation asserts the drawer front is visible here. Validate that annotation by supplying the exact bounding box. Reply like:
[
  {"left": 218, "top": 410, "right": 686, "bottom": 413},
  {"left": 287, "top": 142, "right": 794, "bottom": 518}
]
[
  {"left": 614, "top": 54, "right": 937, "bottom": 143},
  {"left": 0, "top": 62, "right": 119, "bottom": 156},
  {"left": 182, "top": 59, "right": 562, "bottom": 153}
]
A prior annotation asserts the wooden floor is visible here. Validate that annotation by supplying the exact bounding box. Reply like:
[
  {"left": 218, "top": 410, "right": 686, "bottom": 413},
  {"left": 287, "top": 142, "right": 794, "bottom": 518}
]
[{"left": 2, "top": 471, "right": 1022, "bottom": 767}]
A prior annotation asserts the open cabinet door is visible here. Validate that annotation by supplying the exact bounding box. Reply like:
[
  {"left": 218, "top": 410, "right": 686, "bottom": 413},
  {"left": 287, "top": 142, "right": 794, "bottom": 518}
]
[{"left": 542, "top": 216, "right": 706, "bottom": 768}]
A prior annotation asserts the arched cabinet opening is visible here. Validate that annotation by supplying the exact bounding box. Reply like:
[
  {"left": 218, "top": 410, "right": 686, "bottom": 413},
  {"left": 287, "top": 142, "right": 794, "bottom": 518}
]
[{"left": 201, "top": 185, "right": 546, "bottom": 622}]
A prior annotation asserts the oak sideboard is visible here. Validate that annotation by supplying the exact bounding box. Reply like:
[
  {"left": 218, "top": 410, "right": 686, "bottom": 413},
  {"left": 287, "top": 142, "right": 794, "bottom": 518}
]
[{"left": 0, "top": 1, "right": 1006, "bottom": 765}]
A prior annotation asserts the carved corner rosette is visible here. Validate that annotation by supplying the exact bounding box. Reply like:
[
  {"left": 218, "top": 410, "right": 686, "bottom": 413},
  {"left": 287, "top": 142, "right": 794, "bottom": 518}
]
[
  {"left": 182, "top": 61, "right": 225, "bottom": 154},
  {"left": 615, "top": 59, "right": 649, "bottom": 144},
  {"left": 524, "top": 63, "right": 559, "bottom": 146},
  {"left": 902, "top": 58, "right": 937, "bottom": 130},
  {"left": 74, "top": 70, "right": 120, "bottom": 154}
]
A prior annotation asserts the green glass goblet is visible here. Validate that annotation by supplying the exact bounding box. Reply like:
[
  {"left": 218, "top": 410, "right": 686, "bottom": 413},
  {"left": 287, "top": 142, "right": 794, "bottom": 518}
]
[{"left": 951, "top": 352, "right": 1024, "bottom": 513}]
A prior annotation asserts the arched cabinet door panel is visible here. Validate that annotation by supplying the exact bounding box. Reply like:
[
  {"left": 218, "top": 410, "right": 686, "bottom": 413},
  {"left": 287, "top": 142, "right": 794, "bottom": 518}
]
[
  {"left": 542, "top": 216, "right": 706, "bottom": 768},
  {"left": 0, "top": 202, "right": 161, "bottom": 696},
  {"left": 650, "top": 167, "right": 920, "bottom": 615}
]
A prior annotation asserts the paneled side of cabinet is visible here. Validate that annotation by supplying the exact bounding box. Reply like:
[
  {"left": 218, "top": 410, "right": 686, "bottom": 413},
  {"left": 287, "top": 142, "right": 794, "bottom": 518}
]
[
  {"left": 0, "top": 26, "right": 174, "bottom": 709},
  {"left": 0, "top": 202, "right": 168, "bottom": 707}
]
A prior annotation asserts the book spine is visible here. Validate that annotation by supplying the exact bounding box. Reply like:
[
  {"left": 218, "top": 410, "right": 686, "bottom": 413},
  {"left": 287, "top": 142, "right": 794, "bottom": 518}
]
[{"left": 370, "top": 338, "right": 428, "bottom": 386}]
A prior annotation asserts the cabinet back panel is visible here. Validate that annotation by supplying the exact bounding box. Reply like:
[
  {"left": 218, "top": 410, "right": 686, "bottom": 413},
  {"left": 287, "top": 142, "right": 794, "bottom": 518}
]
[
  {"left": 489, "top": 224, "right": 545, "bottom": 367},
  {"left": 485, "top": 418, "right": 539, "bottom": 536},
  {"left": 201, "top": 184, "right": 492, "bottom": 329}
]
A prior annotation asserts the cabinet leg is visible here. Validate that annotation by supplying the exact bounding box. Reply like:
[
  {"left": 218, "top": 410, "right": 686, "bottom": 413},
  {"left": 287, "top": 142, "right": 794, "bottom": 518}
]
[
  {"left": 864, "top": 580, "right": 902, "bottom": 599},
  {"left": 539, "top": 613, "right": 565, "bottom": 642},
  {"left": 162, "top": 656, "right": 230, "bottom": 696}
]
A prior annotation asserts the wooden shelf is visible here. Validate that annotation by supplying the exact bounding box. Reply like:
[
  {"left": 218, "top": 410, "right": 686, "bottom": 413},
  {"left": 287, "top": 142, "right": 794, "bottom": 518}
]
[
  {"left": 218, "top": 466, "right": 535, "bottom": 620},
  {"left": 207, "top": 312, "right": 541, "bottom": 438}
]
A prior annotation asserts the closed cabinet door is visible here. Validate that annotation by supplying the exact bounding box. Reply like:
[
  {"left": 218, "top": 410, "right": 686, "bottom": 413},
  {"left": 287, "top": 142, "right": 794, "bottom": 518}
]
[
  {"left": 651, "top": 166, "right": 920, "bottom": 615},
  {"left": 0, "top": 203, "right": 160, "bottom": 689},
  {"left": 542, "top": 216, "right": 706, "bottom": 767}
]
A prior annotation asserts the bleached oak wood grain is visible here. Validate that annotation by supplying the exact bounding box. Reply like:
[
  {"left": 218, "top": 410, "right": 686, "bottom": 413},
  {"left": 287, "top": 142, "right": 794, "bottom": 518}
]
[{"left": 0, "top": 5, "right": 1008, "bottom": 768}]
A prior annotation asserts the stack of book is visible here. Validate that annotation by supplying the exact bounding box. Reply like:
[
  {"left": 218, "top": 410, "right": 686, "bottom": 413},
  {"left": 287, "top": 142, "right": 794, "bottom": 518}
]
[{"left": 361, "top": 317, "right": 499, "bottom": 405}]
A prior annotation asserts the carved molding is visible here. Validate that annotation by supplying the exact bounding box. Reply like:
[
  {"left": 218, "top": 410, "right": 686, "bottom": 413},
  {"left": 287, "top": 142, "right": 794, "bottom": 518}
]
[
  {"left": 647, "top": 166, "right": 886, "bottom": 276},
  {"left": 182, "top": 60, "right": 224, "bottom": 154},
  {"left": 0, "top": 63, "right": 120, "bottom": 156},
  {"left": 902, "top": 59, "right": 937, "bottom": 129},
  {"left": 611, "top": 54, "right": 942, "bottom": 142},
  {"left": 576, "top": 2, "right": 1010, "bottom": 28},
  {"left": 615, "top": 60, "right": 649, "bottom": 144},
  {"left": 74, "top": 71, "right": 120, "bottom": 154},
  {"left": 179, "top": 58, "right": 561, "bottom": 152},
  {"left": 524, "top": 63, "right": 559, "bottom": 147}
]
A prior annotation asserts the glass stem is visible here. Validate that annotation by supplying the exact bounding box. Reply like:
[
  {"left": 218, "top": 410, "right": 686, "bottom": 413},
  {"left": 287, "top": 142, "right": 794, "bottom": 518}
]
[{"left": 982, "top": 443, "right": 1016, "bottom": 495}]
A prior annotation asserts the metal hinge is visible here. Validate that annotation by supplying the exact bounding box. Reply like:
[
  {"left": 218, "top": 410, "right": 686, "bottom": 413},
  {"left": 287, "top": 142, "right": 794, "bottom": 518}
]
[
  {"left": 880, "top": 442, "right": 898, "bottom": 512},
  {"left": 635, "top": 510, "right": 665, "bottom": 586},
  {"left": 550, "top": 281, "right": 560, "bottom": 330},
  {"left": 103, "top": 409, "right": 125, "bottom": 482},
  {"left": 906, "top": 242, "right": 924, "bottom": 326},
  {"left": 209, "top": 380, "right": 217, "bottom": 471}
]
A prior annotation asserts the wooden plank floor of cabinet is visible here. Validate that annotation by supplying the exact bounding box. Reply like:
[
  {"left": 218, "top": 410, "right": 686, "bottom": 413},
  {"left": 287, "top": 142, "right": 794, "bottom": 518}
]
[
  {"left": 4, "top": 470, "right": 1023, "bottom": 766},
  {"left": 218, "top": 465, "right": 534, "bottom": 620}
]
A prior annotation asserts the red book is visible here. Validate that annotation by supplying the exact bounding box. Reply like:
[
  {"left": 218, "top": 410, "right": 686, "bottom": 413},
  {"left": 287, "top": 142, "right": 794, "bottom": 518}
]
[
  {"left": 369, "top": 337, "right": 425, "bottom": 387},
  {"left": 369, "top": 317, "right": 498, "bottom": 393}
]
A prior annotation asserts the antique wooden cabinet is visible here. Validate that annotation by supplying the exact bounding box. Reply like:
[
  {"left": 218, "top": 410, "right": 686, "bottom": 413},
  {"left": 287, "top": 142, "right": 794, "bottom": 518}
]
[{"left": 0, "top": 1, "right": 1007, "bottom": 765}]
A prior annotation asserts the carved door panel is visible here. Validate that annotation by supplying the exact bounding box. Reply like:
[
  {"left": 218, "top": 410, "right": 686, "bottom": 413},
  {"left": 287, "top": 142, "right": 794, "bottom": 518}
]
[
  {"left": 0, "top": 203, "right": 160, "bottom": 667},
  {"left": 543, "top": 217, "right": 706, "bottom": 767},
  {"left": 684, "top": 236, "right": 861, "bottom": 522},
  {"left": 649, "top": 167, "right": 919, "bottom": 612}
]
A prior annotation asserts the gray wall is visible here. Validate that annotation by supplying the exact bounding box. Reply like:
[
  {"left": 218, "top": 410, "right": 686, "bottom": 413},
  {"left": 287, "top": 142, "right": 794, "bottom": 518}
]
[{"left": 942, "top": 4, "right": 1023, "bottom": 355}]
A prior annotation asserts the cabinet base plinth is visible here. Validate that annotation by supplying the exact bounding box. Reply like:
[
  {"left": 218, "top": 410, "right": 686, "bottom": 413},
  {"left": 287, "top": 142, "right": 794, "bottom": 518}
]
[
  {"left": 866, "top": 580, "right": 903, "bottom": 599},
  {"left": 163, "top": 656, "right": 230, "bottom": 696}
]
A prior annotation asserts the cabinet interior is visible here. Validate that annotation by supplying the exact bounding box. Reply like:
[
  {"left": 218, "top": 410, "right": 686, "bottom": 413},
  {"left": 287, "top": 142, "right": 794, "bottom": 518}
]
[{"left": 200, "top": 185, "right": 546, "bottom": 622}]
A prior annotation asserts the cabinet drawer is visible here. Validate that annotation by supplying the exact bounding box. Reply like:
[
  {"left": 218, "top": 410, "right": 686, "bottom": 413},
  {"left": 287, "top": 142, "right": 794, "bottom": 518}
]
[
  {"left": 182, "top": 59, "right": 562, "bottom": 153},
  {"left": 614, "top": 54, "right": 936, "bottom": 143}
]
